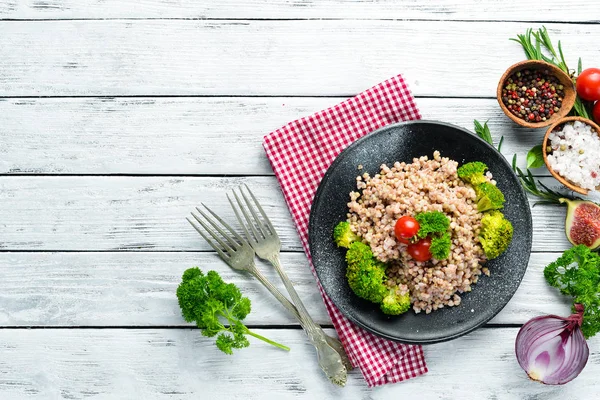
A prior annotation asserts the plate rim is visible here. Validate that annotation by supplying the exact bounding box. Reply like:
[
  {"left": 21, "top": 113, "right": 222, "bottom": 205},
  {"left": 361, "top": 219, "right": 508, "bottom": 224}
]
[{"left": 308, "top": 119, "right": 533, "bottom": 344}]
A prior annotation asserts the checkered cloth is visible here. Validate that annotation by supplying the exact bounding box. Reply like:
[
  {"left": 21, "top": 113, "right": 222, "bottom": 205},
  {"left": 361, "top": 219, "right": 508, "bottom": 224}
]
[{"left": 263, "top": 75, "right": 428, "bottom": 387}]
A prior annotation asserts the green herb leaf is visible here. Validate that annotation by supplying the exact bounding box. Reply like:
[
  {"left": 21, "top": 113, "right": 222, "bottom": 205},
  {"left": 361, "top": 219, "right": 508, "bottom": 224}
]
[
  {"left": 544, "top": 245, "right": 600, "bottom": 338},
  {"left": 415, "top": 211, "right": 450, "bottom": 239},
  {"left": 535, "top": 34, "right": 542, "bottom": 60},
  {"left": 578, "top": 57, "right": 583, "bottom": 75},
  {"left": 572, "top": 97, "right": 591, "bottom": 119},
  {"left": 557, "top": 40, "right": 568, "bottom": 73},
  {"left": 474, "top": 119, "right": 493, "bottom": 146},
  {"left": 497, "top": 136, "right": 504, "bottom": 152},
  {"left": 526, "top": 145, "right": 545, "bottom": 169},
  {"left": 176, "top": 268, "right": 289, "bottom": 354},
  {"left": 511, "top": 154, "right": 578, "bottom": 204},
  {"left": 510, "top": 27, "right": 568, "bottom": 73},
  {"left": 430, "top": 232, "right": 451, "bottom": 260}
]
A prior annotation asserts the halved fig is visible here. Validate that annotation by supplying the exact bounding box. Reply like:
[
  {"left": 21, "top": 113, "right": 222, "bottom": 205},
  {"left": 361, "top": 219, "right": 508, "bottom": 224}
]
[{"left": 560, "top": 198, "right": 600, "bottom": 250}]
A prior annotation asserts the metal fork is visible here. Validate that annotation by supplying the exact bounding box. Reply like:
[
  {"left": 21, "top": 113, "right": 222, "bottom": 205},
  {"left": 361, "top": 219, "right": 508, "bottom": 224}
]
[
  {"left": 187, "top": 205, "right": 350, "bottom": 386},
  {"left": 228, "top": 185, "right": 348, "bottom": 386}
]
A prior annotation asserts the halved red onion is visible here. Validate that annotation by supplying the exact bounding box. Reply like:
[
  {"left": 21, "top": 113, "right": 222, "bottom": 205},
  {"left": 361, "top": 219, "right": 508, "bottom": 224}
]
[{"left": 515, "top": 304, "right": 589, "bottom": 385}]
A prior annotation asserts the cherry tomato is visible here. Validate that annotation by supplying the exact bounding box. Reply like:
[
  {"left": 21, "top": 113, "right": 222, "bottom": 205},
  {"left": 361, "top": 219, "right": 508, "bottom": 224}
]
[
  {"left": 397, "top": 237, "right": 410, "bottom": 244},
  {"left": 407, "top": 237, "right": 432, "bottom": 262},
  {"left": 593, "top": 101, "right": 600, "bottom": 124},
  {"left": 394, "top": 216, "right": 420, "bottom": 244},
  {"left": 576, "top": 68, "right": 600, "bottom": 101}
]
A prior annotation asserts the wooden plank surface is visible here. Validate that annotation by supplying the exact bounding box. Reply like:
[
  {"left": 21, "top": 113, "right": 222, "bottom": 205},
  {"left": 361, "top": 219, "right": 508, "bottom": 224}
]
[
  {"left": 1, "top": 20, "right": 599, "bottom": 97},
  {"left": 0, "top": 328, "right": 596, "bottom": 399},
  {"left": 1, "top": 3, "right": 597, "bottom": 396},
  {"left": 0, "top": 251, "right": 574, "bottom": 327},
  {"left": 0, "top": 0, "right": 595, "bottom": 22},
  {"left": 0, "top": 97, "right": 544, "bottom": 175},
  {"left": 0, "top": 176, "right": 573, "bottom": 252}
]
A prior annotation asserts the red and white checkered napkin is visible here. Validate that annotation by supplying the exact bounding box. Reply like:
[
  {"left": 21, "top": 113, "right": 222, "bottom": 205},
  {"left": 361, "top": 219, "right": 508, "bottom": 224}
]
[{"left": 263, "top": 75, "right": 428, "bottom": 387}]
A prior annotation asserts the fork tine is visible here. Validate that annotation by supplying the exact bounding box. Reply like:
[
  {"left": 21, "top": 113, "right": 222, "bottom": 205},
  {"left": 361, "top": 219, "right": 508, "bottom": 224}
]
[
  {"left": 196, "top": 204, "right": 244, "bottom": 247},
  {"left": 187, "top": 216, "right": 229, "bottom": 259},
  {"left": 227, "top": 192, "right": 259, "bottom": 243},
  {"left": 242, "top": 183, "right": 275, "bottom": 234},
  {"left": 190, "top": 212, "right": 236, "bottom": 254},
  {"left": 232, "top": 189, "right": 263, "bottom": 241},
  {"left": 239, "top": 189, "right": 268, "bottom": 237},
  {"left": 199, "top": 203, "right": 245, "bottom": 241}
]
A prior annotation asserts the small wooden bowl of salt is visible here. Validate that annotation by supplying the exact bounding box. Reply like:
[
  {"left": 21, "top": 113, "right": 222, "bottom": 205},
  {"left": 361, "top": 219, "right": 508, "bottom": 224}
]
[{"left": 542, "top": 116, "right": 600, "bottom": 195}]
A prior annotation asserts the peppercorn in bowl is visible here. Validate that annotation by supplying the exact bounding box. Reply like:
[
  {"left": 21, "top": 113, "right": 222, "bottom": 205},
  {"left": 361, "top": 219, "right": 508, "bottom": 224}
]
[{"left": 497, "top": 60, "right": 576, "bottom": 128}]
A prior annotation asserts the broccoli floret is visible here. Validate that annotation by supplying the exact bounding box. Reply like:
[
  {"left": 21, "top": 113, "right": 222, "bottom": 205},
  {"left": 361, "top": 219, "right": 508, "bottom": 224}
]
[
  {"left": 479, "top": 211, "right": 513, "bottom": 260},
  {"left": 345, "top": 242, "right": 388, "bottom": 304},
  {"left": 344, "top": 242, "right": 412, "bottom": 315},
  {"left": 415, "top": 211, "right": 450, "bottom": 239},
  {"left": 475, "top": 182, "right": 505, "bottom": 212},
  {"left": 430, "top": 232, "right": 451, "bottom": 260},
  {"left": 333, "top": 221, "right": 360, "bottom": 248},
  {"left": 380, "top": 288, "right": 411, "bottom": 315},
  {"left": 457, "top": 161, "right": 488, "bottom": 186},
  {"left": 544, "top": 245, "right": 600, "bottom": 338}
]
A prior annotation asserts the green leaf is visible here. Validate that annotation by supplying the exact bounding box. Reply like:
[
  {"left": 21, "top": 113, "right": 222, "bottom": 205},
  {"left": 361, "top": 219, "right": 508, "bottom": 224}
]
[
  {"left": 511, "top": 27, "right": 570, "bottom": 73},
  {"left": 535, "top": 35, "right": 542, "bottom": 60},
  {"left": 526, "top": 145, "right": 545, "bottom": 169},
  {"left": 572, "top": 97, "right": 591, "bottom": 119},
  {"left": 474, "top": 119, "right": 493, "bottom": 146},
  {"left": 497, "top": 136, "right": 504, "bottom": 153},
  {"left": 578, "top": 57, "right": 583, "bottom": 75},
  {"left": 539, "top": 26, "right": 557, "bottom": 58},
  {"left": 557, "top": 41, "right": 568, "bottom": 73}
]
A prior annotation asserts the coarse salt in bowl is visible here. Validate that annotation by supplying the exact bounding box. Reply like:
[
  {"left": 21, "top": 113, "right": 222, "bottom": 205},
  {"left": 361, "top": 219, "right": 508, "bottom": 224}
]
[{"left": 543, "top": 117, "right": 600, "bottom": 194}]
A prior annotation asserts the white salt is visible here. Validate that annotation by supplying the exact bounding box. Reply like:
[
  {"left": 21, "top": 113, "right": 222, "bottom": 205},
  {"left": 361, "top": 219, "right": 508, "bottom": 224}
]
[{"left": 546, "top": 121, "right": 600, "bottom": 190}]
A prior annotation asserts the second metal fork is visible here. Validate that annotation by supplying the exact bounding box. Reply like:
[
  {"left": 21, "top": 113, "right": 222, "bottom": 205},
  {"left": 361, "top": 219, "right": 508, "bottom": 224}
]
[{"left": 228, "top": 185, "right": 348, "bottom": 386}]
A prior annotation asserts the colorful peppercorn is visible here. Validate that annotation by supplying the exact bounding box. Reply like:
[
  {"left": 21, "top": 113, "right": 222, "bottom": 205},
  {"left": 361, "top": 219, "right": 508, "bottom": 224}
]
[{"left": 501, "top": 69, "right": 565, "bottom": 122}]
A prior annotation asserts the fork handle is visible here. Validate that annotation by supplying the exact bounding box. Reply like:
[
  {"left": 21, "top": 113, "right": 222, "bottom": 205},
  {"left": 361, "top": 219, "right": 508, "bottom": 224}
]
[
  {"left": 247, "top": 265, "right": 353, "bottom": 371},
  {"left": 266, "top": 255, "right": 321, "bottom": 334},
  {"left": 264, "top": 255, "right": 348, "bottom": 384},
  {"left": 265, "top": 255, "right": 341, "bottom": 351},
  {"left": 249, "top": 267, "right": 303, "bottom": 321}
]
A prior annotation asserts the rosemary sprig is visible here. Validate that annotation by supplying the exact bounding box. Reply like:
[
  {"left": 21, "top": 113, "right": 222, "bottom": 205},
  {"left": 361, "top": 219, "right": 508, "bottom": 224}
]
[
  {"left": 510, "top": 28, "right": 539, "bottom": 61},
  {"left": 510, "top": 26, "right": 594, "bottom": 119},
  {"left": 511, "top": 154, "right": 578, "bottom": 205},
  {"left": 532, "top": 27, "right": 569, "bottom": 73},
  {"left": 573, "top": 97, "right": 591, "bottom": 119}
]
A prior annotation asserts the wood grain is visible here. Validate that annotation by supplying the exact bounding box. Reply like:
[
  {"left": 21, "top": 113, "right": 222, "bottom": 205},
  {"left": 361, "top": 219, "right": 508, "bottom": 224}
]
[
  {"left": 0, "top": 327, "right": 596, "bottom": 399},
  {"left": 1, "top": 20, "right": 599, "bottom": 97},
  {"left": 0, "top": 176, "right": 574, "bottom": 252},
  {"left": 0, "top": 97, "right": 545, "bottom": 175},
  {"left": 0, "top": 0, "right": 595, "bottom": 22},
  {"left": 0, "top": 251, "right": 574, "bottom": 327}
]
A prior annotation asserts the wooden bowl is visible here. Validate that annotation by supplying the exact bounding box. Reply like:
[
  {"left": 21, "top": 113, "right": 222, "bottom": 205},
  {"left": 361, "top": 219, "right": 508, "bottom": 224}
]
[
  {"left": 497, "top": 60, "right": 576, "bottom": 128},
  {"left": 542, "top": 116, "right": 600, "bottom": 195}
]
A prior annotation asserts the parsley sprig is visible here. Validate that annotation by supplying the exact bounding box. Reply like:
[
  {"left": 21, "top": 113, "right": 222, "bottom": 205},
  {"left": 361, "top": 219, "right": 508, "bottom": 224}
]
[
  {"left": 544, "top": 245, "right": 600, "bottom": 338},
  {"left": 177, "top": 268, "right": 290, "bottom": 354}
]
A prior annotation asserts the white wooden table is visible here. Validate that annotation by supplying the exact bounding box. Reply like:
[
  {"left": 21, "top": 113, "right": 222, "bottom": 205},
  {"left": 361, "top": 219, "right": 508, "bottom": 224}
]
[{"left": 1, "top": 2, "right": 599, "bottom": 398}]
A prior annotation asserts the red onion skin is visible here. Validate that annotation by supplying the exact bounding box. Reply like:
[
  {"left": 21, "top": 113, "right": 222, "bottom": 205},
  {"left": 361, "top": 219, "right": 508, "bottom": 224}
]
[{"left": 515, "top": 305, "right": 589, "bottom": 385}]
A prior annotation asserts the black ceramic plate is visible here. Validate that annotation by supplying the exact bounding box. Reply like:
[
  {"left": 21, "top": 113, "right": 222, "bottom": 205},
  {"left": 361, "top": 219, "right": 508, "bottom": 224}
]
[{"left": 308, "top": 120, "right": 532, "bottom": 344}]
